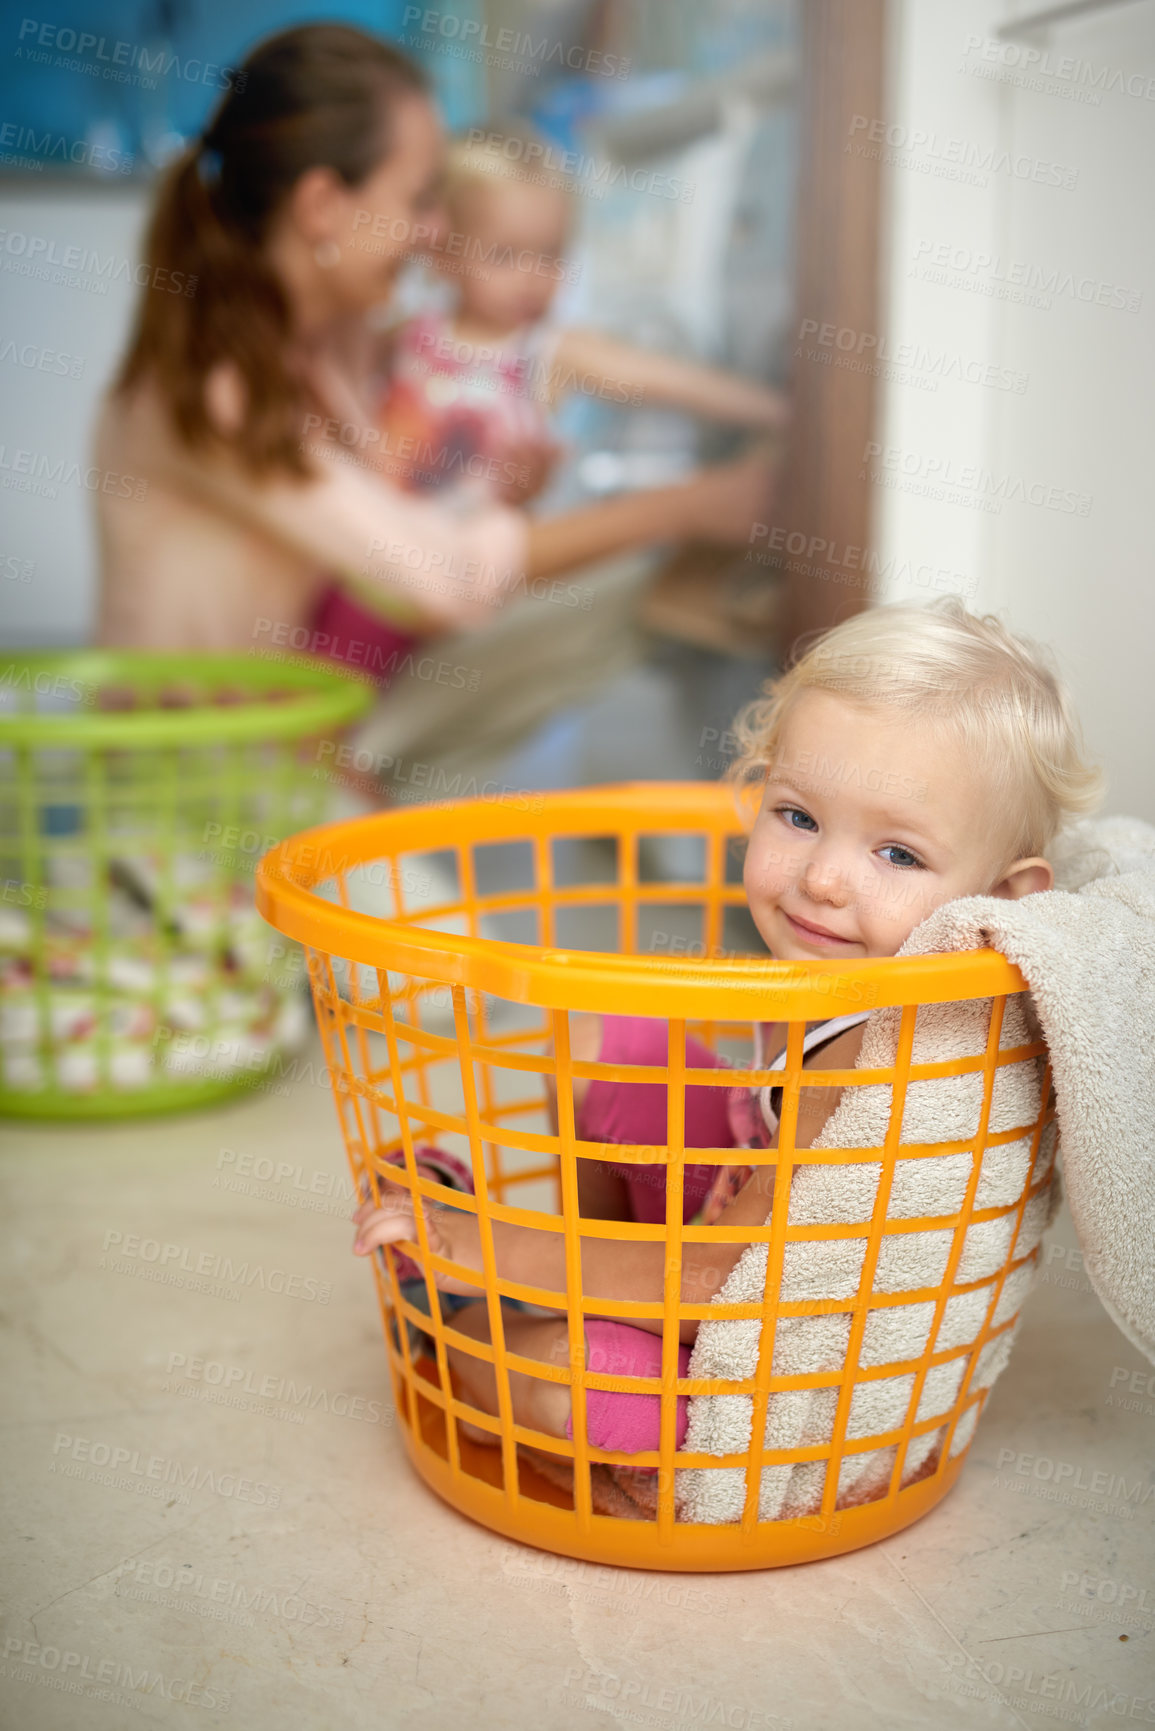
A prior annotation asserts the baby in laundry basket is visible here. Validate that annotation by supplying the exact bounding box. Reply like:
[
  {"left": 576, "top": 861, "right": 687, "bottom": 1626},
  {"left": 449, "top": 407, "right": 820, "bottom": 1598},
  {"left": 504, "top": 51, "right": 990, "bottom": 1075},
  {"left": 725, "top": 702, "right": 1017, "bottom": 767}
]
[{"left": 353, "top": 598, "right": 1100, "bottom": 1460}]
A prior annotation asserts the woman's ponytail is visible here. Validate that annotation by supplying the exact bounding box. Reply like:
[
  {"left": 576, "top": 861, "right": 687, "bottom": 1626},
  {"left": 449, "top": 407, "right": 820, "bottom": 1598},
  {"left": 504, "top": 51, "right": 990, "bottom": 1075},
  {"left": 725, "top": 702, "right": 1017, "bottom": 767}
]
[
  {"left": 119, "top": 140, "right": 300, "bottom": 472},
  {"left": 115, "top": 25, "right": 427, "bottom": 476}
]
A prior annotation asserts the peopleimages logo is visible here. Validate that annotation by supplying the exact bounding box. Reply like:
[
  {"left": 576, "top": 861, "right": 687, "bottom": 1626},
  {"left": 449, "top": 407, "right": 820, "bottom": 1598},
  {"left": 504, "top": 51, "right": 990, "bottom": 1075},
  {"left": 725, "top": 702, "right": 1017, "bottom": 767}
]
[
  {"left": 860, "top": 442, "right": 1093, "bottom": 516},
  {"left": 0, "top": 662, "right": 89, "bottom": 701},
  {"left": 401, "top": 8, "right": 630, "bottom": 79},
  {"left": 846, "top": 113, "right": 1078, "bottom": 189},
  {"left": 910, "top": 238, "right": 1141, "bottom": 313},
  {"left": 100, "top": 1230, "right": 332, "bottom": 1304},
  {"left": 3, "top": 1637, "right": 231, "bottom": 1714},
  {"left": 15, "top": 18, "right": 246, "bottom": 91},
  {"left": 994, "top": 1447, "right": 1154, "bottom": 1513},
  {"left": 796, "top": 318, "right": 1028, "bottom": 394},
  {"left": 51, "top": 1430, "right": 281, "bottom": 1508},
  {"left": 463, "top": 125, "right": 693, "bottom": 201},
  {"left": 0, "top": 229, "right": 197, "bottom": 296},
  {"left": 0, "top": 338, "right": 84, "bottom": 378},
  {"left": 0, "top": 122, "right": 132, "bottom": 173},
  {"left": 0, "top": 447, "right": 147, "bottom": 499},
  {"left": 165, "top": 1352, "right": 388, "bottom": 1426},
  {"left": 960, "top": 32, "right": 1155, "bottom": 103},
  {"left": 114, "top": 1556, "right": 346, "bottom": 1632}
]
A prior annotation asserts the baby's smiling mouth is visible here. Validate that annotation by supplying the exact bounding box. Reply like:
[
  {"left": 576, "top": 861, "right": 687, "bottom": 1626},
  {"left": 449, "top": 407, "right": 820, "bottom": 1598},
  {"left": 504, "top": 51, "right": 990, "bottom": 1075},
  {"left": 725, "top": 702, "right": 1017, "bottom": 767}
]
[{"left": 781, "top": 909, "right": 858, "bottom": 947}]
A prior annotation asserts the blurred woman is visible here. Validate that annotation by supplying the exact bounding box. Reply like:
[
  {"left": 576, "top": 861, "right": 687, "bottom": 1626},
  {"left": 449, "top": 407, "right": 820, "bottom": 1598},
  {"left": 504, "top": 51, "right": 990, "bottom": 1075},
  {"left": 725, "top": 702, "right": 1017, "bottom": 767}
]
[{"left": 95, "top": 24, "right": 774, "bottom": 673}]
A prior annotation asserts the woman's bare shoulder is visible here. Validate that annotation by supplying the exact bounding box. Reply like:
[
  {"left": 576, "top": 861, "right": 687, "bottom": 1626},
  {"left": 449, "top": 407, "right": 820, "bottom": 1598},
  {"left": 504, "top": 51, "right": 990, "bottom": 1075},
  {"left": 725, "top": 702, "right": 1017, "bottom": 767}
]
[
  {"left": 93, "top": 380, "right": 166, "bottom": 466},
  {"left": 96, "top": 366, "right": 245, "bottom": 473}
]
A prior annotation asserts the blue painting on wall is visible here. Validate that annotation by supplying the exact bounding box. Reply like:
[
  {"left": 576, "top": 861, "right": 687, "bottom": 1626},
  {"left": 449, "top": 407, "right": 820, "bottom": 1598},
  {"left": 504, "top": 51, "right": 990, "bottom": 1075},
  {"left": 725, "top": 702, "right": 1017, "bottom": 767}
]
[{"left": 1, "top": 0, "right": 486, "bottom": 176}]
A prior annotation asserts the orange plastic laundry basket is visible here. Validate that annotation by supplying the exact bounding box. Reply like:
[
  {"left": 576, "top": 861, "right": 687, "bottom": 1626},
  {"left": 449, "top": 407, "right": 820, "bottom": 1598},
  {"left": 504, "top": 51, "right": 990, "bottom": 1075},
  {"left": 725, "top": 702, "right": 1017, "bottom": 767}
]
[{"left": 256, "top": 783, "right": 1052, "bottom": 1572}]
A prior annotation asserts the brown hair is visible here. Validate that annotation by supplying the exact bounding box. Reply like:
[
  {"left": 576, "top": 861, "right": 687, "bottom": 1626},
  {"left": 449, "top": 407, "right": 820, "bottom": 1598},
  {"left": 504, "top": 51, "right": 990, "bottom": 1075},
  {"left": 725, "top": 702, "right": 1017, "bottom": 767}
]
[{"left": 116, "top": 24, "right": 428, "bottom": 476}]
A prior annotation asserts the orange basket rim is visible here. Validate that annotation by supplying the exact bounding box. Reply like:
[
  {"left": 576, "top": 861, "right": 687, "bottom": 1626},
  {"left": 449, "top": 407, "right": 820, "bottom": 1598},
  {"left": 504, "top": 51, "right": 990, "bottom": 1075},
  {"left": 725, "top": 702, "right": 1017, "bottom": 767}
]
[{"left": 255, "top": 782, "right": 1027, "bottom": 1018}]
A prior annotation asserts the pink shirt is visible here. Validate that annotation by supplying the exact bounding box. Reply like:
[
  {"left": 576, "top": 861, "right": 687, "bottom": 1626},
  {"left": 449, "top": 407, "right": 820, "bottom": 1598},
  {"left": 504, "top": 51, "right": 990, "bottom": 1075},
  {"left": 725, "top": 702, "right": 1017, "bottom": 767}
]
[{"left": 378, "top": 311, "right": 557, "bottom": 498}]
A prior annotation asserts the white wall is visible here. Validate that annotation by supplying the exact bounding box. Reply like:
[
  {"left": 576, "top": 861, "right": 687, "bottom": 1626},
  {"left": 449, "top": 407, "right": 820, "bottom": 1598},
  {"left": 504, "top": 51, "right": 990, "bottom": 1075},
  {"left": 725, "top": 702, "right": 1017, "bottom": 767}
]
[
  {"left": 0, "top": 181, "right": 148, "bottom": 645},
  {"left": 875, "top": 0, "right": 1155, "bottom": 820}
]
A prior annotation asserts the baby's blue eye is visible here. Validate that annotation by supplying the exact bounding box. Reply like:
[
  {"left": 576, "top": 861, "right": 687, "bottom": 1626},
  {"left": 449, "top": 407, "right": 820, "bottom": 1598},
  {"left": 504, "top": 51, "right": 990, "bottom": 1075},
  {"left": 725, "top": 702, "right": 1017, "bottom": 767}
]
[
  {"left": 879, "top": 844, "right": 923, "bottom": 869},
  {"left": 778, "top": 805, "right": 817, "bottom": 832}
]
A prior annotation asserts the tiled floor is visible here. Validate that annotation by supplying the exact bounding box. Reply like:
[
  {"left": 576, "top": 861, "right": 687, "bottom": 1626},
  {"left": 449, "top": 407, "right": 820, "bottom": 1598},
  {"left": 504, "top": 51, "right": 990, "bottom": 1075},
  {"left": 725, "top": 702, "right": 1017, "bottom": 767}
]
[{"left": 2, "top": 1029, "right": 1152, "bottom": 1731}]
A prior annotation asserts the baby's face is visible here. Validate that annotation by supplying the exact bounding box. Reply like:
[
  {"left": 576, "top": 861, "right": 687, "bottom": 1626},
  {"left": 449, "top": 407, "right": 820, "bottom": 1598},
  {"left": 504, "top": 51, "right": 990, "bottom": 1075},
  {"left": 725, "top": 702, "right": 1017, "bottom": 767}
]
[
  {"left": 450, "top": 179, "right": 573, "bottom": 330},
  {"left": 743, "top": 690, "right": 1015, "bottom": 961}
]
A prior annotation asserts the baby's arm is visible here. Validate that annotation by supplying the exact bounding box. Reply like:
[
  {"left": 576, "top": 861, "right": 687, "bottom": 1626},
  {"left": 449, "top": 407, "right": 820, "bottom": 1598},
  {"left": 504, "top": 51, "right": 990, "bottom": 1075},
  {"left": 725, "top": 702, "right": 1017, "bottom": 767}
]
[
  {"left": 353, "top": 1166, "right": 723, "bottom": 1342},
  {"left": 551, "top": 327, "right": 789, "bottom": 432}
]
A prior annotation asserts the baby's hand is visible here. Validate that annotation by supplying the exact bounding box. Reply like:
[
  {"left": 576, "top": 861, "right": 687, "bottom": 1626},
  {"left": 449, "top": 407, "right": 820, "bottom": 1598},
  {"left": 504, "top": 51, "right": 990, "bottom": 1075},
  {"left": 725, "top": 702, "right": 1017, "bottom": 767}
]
[{"left": 351, "top": 1174, "right": 485, "bottom": 1295}]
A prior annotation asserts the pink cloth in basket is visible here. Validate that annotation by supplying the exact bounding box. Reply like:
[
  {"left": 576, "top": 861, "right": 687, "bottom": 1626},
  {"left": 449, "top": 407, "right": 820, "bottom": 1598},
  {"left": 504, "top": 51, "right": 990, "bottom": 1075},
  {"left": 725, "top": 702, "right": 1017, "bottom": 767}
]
[{"left": 565, "top": 1318, "right": 691, "bottom": 1457}]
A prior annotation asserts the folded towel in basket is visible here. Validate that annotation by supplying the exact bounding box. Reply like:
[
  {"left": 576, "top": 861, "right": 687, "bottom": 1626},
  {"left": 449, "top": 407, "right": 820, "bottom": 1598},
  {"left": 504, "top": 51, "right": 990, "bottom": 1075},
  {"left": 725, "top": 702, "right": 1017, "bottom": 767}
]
[{"left": 676, "top": 815, "right": 1155, "bottom": 1525}]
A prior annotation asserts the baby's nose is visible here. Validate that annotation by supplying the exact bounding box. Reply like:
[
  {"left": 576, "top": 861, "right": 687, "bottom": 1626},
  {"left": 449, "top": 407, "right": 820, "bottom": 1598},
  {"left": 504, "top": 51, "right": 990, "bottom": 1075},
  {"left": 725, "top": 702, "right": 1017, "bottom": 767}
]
[{"left": 801, "top": 857, "right": 851, "bottom": 904}]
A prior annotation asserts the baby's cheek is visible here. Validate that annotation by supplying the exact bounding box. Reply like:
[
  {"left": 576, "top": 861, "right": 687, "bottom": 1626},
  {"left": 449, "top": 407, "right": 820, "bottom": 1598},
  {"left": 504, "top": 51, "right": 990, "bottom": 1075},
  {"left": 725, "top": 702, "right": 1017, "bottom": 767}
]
[
  {"left": 872, "top": 874, "right": 940, "bottom": 943},
  {"left": 745, "top": 830, "right": 791, "bottom": 906}
]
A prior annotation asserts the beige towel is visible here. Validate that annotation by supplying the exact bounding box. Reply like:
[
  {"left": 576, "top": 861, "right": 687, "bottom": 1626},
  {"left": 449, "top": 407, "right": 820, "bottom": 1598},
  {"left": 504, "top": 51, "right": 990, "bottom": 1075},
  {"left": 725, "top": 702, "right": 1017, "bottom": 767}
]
[{"left": 677, "top": 815, "right": 1155, "bottom": 1525}]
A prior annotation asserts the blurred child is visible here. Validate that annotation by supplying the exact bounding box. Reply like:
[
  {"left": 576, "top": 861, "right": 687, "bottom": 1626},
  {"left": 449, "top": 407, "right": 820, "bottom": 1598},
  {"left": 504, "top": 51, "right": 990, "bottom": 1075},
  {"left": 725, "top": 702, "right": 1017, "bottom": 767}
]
[
  {"left": 377, "top": 127, "right": 789, "bottom": 503},
  {"left": 310, "top": 128, "right": 788, "bottom": 676}
]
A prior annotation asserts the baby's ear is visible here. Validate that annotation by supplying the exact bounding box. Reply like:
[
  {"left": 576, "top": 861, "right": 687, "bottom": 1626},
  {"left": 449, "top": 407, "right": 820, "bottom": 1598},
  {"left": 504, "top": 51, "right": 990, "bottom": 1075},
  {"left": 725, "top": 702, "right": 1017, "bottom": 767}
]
[{"left": 990, "top": 856, "right": 1054, "bottom": 900}]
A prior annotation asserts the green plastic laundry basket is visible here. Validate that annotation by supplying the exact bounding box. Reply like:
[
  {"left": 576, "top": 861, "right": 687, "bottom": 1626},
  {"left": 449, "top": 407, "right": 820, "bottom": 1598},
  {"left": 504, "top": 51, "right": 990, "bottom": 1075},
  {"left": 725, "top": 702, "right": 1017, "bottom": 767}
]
[{"left": 0, "top": 650, "right": 373, "bottom": 1119}]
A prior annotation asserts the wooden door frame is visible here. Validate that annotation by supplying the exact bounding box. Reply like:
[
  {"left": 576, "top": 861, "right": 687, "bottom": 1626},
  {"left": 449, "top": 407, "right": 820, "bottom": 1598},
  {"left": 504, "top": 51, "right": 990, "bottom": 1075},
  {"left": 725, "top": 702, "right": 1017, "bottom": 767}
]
[{"left": 776, "top": 0, "right": 888, "bottom": 656}]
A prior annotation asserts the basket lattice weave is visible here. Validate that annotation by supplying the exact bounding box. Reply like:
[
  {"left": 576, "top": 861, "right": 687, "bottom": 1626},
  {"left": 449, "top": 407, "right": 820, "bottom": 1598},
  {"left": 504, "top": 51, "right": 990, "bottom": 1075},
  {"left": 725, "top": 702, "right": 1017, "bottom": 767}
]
[
  {"left": 257, "top": 783, "right": 1052, "bottom": 1570},
  {"left": 0, "top": 651, "right": 371, "bottom": 1118}
]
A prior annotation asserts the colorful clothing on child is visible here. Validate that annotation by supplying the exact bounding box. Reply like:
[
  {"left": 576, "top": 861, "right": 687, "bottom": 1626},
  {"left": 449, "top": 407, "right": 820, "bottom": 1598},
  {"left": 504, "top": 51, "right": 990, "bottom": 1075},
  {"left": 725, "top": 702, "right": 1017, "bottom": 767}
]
[
  {"left": 380, "top": 311, "right": 558, "bottom": 497},
  {"left": 568, "top": 1010, "right": 870, "bottom": 1460},
  {"left": 306, "top": 311, "right": 556, "bottom": 685},
  {"left": 564, "top": 1320, "right": 691, "bottom": 1456},
  {"left": 579, "top": 1011, "right": 871, "bottom": 1228},
  {"left": 374, "top": 1010, "right": 871, "bottom": 1461}
]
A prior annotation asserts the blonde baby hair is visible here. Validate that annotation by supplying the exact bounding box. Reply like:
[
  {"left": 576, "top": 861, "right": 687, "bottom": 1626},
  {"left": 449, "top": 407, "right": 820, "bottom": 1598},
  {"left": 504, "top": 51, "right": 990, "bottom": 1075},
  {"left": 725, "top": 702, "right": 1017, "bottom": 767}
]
[
  {"left": 728, "top": 597, "right": 1103, "bottom": 861},
  {"left": 443, "top": 124, "right": 576, "bottom": 221}
]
